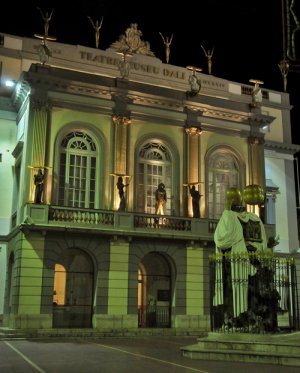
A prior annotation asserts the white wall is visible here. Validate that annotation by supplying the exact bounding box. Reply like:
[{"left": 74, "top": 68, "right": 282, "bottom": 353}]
[
  {"left": 0, "top": 243, "right": 7, "bottom": 315},
  {"left": 0, "top": 117, "right": 16, "bottom": 235}
]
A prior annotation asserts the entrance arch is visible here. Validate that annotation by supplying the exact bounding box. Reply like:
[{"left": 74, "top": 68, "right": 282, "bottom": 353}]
[
  {"left": 138, "top": 252, "right": 172, "bottom": 328},
  {"left": 52, "top": 248, "right": 94, "bottom": 328}
]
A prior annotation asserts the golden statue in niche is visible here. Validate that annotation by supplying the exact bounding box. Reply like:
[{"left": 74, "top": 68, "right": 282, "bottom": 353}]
[{"left": 155, "top": 183, "right": 167, "bottom": 215}]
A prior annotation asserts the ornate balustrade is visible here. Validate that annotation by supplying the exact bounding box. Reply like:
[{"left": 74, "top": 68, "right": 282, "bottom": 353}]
[
  {"left": 133, "top": 213, "right": 191, "bottom": 231},
  {"left": 49, "top": 207, "right": 114, "bottom": 226},
  {"left": 18, "top": 203, "right": 275, "bottom": 244}
]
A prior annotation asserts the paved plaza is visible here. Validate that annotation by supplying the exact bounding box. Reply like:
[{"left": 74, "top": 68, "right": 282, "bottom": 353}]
[{"left": 0, "top": 335, "right": 299, "bottom": 373}]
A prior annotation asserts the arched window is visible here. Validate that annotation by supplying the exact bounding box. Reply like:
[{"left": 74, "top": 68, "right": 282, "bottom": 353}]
[
  {"left": 207, "top": 149, "right": 242, "bottom": 219},
  {"left": 58, "top": 131, "right": 97, "bottom": 208},
  {"left": 137, "top": 142, "right": 172, "bottom": 214}
]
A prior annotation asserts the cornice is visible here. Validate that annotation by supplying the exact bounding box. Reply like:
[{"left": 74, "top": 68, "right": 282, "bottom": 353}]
[
  {"left": 264, "top": 140, "right": 300, "bottom": 155},
  {"left": 20, "top": 64, "right": 275, "bottom": 129},
  {"left": 11, "top": 81, "right": 30, "bottom": 110}
]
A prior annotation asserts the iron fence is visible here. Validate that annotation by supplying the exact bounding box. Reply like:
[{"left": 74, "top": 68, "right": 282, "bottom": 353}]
[{"left": 210, "top": 252, "right": 299, "bottom": 333}]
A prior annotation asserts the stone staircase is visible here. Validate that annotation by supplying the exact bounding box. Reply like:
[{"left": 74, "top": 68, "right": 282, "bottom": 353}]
[{"left": 180, "top": 332, "right": 300, "bottom": 367}]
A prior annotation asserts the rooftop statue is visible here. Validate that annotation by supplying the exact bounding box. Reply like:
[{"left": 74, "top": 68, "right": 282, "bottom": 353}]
[
  {"left": 34, "top": 7, "right": 56, "bottom": 65},
  {"left": 159, "top": 32, "right": 173, "bottom": 64},
  {"left": 201, "top": 45, "right": 214, "bottom": 75},
  {"left": 37, "top": 7, "right": 53, "bottom": 37},
  {"left": 110, "top": 23, "right": 155, "bottom": 56},
  {"left": 87, "top": 16, "right": 103, "bottom": 49}
]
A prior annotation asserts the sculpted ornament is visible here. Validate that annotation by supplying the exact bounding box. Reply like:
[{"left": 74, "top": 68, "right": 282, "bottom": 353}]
[{"left": 110, "top": 23, "right": 155, "bottom": 56}]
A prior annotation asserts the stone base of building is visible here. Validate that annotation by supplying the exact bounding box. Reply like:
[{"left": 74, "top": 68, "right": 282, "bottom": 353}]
[
  {"left": 174, "top": 315, "right": 210, "bottom": 331},
  {"left": 3, "top": 313, "right": 52, "bottom": 329},
  {"left": 92, "top": 314, "right": 138, "bottom": 329},
  {"left": 1, "top": 313, "right": 211, "bottom": 335}
]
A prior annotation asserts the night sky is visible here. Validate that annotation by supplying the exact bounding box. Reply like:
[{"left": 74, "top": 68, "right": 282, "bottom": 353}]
[{"left": 2, "top": 0, "right": 300, "bottom": 144}]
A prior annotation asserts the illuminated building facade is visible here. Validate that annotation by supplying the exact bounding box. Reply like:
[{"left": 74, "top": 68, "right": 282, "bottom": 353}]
[{"left": 0, "top": 27, "right": 299, "bottom": 332}]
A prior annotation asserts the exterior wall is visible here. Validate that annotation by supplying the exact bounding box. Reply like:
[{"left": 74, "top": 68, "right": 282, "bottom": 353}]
[
  {"left": 0, "top": 116, "right": 16, "bottom": 234},
  {"left": 263, "top": 107, "right": 283, "bottom": 143},
  {"left": 265, "top": 154, "right": 299, "bottom": 252},
  {"left": 0, "top": 243, "right": 7, "bottom": 319},
  {"left": 295, "top": 255, "right": 300, "bottom": 324},
  {"left": 0, "top": 113, "right": 16, "bottom": 320},
  {"left": 95, "top": 241, "right": 135, "bottom": 329},
  {"left": 3, "top": 230, "right": 212, "bottom": 331},
  {"left": 4, "top": 231, "right": 50, "bottom": 329},
  {"left": 174, "top": 246, "right": 210, "bottom": 331}
]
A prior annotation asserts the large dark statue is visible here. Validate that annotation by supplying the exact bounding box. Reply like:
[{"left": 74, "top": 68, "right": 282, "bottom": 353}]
[
  {"left": 189, "top": 185, "right": 201, "bottom": 218},
  {"left": 34, "top": 168, "right": 44, "bottom": 203},
  {"left": 213, "top": 187, "right": 280, "bottom": 332},
  {"left": 116, "top": 176, "right": 129, "bottom": 211}
]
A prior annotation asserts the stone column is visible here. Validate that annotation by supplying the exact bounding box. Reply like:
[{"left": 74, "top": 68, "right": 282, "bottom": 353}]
[
  {"left": 93, "top": 240, "right": 136, "bottom": 329},
  {"left": 185, "top": 126, "right": 202, "bottom": 217},
  {"left": 112, "top": 114, "right": 131, "bottom": 210},
  {"left": 112, "top": 114, "right": 131, "bottom": 176},
  {"left": 248, "top": 135, "right": 266, "bottom": 217},
  {"left": 248, "top": 136, "right": 265, "bottom": 187},
  {"left": 28, "top": 98, "right": 50, "bottom": 204}
]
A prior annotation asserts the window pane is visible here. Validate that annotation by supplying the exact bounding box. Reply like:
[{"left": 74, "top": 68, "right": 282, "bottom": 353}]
[{"left": 70, "top": 155, "right": 75, "bottom": 165}]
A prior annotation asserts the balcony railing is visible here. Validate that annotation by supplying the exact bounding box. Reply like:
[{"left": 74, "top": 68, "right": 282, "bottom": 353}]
[
  {"left": 19, "top": 203, "right": 276, "bottom": 244},
  {"left": 49, "top": 207, "right": 114, "bottom": 226}
]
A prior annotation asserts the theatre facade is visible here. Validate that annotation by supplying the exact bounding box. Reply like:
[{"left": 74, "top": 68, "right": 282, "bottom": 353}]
[{"left": 0, "top": 25, "right": 299, "bottom": 332}]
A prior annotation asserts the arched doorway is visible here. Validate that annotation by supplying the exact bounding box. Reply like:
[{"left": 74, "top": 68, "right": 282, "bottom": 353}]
[
  {"left": 138, "top": 252, "right": 172, "bottom": 328},
  {"left": 52, "top": 248, "right": 94, "bottom": 328}
]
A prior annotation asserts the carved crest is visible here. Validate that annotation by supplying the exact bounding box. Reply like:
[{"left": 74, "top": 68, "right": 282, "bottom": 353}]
[{"left": 110, "top": 23, "right": 155, "bottom": 56}]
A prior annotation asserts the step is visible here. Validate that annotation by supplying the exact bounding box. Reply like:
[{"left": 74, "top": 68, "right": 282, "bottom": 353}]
[
  {"left": 180, "top": 332, "right": 300, "bottom": 367},
  {"left": 195, "top": 337, "right": 300, "bottom": 355},
  {"left": 181, "top": 345, "right": 300, "bottom": 366}
]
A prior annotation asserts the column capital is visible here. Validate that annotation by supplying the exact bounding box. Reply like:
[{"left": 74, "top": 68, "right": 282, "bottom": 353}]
[
  {"left": 31, "top": 98, "right": 51, "bottom": 111},
  {"left": 185, "top": 126, "right": 203, "bottom": 136},
  {"left": 112, "top": 114, "right": 132, "bottom": 125},
  {"left": 248, "top": 136, "right": 264, "bottom": 145}
]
